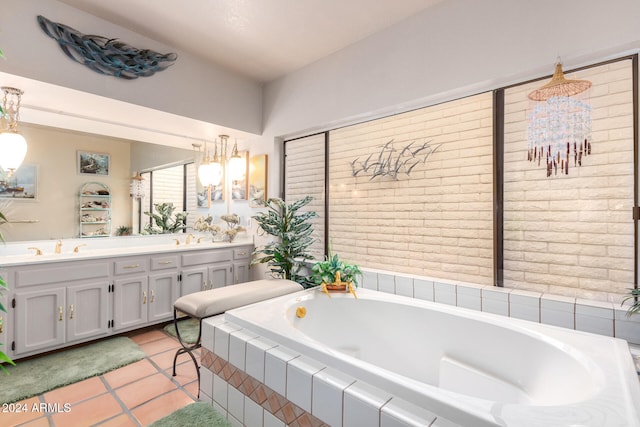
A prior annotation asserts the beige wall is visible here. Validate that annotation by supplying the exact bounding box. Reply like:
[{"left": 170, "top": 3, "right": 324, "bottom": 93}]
[{"left": 1, "top": 125, "right": 132, "bottom": 241}]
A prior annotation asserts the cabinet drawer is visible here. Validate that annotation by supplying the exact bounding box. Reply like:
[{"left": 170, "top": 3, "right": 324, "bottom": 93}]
[
  {"left": 182, "top": 250, "right": 232, "bottom": 267},
  {"left": 15, "top": 262, "right": 110, "bottom": 287},
  {"left": 151, "top": 255, "right": 178, "bottom": 271},
  {"left": 114, "top": 258, "right": 148, "bottom": 275},
  {"left": 233, "top": 247, "right": 251, "bottom": 260}
]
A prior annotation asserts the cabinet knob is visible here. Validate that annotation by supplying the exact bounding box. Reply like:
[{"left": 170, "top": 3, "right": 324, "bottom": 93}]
[
  {"left": 58, "top": 306, "right": 63, "bottom": 321},
  {"left": 150, "top": 290, "right": 155, "bottom": 303},
  {"left": 123, "top": 264, "right": 140, "bottom": 269},
  {"left": 69, "top": 304, "right": 74, "bottom": 320},
  {"left": 143, "top": 291, "right": 147, "bottom": 304}
]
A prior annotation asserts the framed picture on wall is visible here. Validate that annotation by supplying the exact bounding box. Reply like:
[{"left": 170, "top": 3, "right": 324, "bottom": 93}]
[
  {"left": 78, "top": 151, "right": 110, "bottom": 175},
  {"left": 249, "top": 154, "right": 268, "bottom": 207},
  {"left": 0, "top": 163, "right": 38, "bottom": 200}
]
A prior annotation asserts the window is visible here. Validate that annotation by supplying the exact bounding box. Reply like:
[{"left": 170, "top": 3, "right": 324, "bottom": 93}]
[
  {"left": 284, "top": 133, "right": 326, "bottom": 259},
  {"left": 284, "top": 55, "right": 638, "bottom": 302}
]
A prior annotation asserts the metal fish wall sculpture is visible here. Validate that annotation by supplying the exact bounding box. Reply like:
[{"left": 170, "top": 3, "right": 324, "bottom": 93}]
[
  {"left": 37, "top": 15, "right": 177, "bottom": 79},
  {"left": 351, "top": 139, "right": 441, "bottom": 180}
]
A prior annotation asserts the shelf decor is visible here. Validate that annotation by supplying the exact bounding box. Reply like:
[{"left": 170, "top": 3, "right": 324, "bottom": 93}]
[
  {"left": 79, "top": 182, "right": 111, "bottom": 238},
  {"left": 527, "top": 61, "right": 592, "bottom": 177}
]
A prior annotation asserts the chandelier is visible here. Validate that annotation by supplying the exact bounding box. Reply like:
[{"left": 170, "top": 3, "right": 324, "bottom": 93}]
[
  {"left": 527, "top": 62, "right": 592, "bottom": 177},
  {"left": 129, "top": 171, "right": 145, "bottom": 199},
  {"left": 197, "top": 134, "right": 244, "bottom": 187},
  {"left": 0, "top": 87, "right": 28, "bottom": 177}
]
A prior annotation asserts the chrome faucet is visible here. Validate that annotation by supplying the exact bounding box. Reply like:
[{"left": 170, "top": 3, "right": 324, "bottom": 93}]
[
  {"left": 55, "top": 240, "right": 62, "bottom": 254},
  {"left": 185, "top": 233, "right": 195, "bottom": 244}
]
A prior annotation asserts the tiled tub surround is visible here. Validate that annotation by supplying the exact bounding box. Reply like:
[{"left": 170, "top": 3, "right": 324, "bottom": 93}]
[{"left": 200, "top": 288, "right": 640, "bottom": 427}]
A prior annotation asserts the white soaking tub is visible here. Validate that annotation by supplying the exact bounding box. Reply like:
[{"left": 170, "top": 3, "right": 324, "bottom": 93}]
[{"left": 226, "top": 288, "right": 640, "bottom": 427}]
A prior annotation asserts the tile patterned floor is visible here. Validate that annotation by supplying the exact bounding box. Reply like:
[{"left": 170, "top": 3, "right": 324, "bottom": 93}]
[{"left": 3, "top": 328, "right": 198, "bottom": 427}]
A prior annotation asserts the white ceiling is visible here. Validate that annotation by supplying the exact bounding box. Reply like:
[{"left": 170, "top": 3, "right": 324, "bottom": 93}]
[
  {"left": 57, "top": 0, "right": 442, "bottom": 82},
  {"left": 8, "top": 1, "right": 442, "bottom": 150}
]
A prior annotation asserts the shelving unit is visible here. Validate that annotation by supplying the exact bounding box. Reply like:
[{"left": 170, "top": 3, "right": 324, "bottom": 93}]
[{"left": 79, "top": 182, "right": 111, "bottom": 238}]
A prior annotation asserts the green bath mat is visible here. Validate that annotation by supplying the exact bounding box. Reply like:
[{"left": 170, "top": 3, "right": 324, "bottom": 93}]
[
  {"left": 164, "top": 318, "right": 200, "bottom": 344},
  {"left": 0, "top": 336, "right": 145, "bottom": 404},
  {"left": 150, "top": 402, "right": 231, "bottom": 427}
]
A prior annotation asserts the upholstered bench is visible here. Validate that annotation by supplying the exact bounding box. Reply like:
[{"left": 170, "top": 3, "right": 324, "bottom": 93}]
[{"left": 171, "top": 279, "right": 303, "bottom": 393}]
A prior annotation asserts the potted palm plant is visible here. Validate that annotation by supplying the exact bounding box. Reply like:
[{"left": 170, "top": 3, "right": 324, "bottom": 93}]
[
  {"left": 622, "top": 288, "right": 640, "bottom": 316},
  {"left": 251, "top": 196, "right": 318, "bottom": 285},
  {"left": 0, "top": 208, "right": 15, "bottom": 373}
]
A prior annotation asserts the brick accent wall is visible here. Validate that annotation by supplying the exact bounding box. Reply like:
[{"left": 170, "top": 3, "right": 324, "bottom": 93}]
[
  {"left": 503, "top": 59, "right": 634, "bottom": 301},
  {"left": 328, "top": 93, "right": 495, "bottom": 285}
]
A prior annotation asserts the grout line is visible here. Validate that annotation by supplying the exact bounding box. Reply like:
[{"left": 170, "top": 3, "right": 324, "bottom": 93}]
[
  {"left": 95, "top": 375, "right": 143, "bottom": 427},
  {"left": 19, "top": 328, "right": 199, "bottom": 427}
]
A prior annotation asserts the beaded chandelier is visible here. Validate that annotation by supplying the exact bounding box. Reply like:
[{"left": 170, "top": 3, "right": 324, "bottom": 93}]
[{"left": 527, "top": 62, "right": 592, "bottom": 177}]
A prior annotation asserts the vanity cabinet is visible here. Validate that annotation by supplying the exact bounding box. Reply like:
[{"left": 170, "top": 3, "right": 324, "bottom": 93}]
[
  {"left": 11, "top": 260, "right": 111, "bottom": 356},
  {"left": 148, "top": 254, "right": 180, "bottom": 322},
  {"left": 6, "top": 242, "right": 253, "bottom": 359},
  {"left": 0, "top": 269, "right": 7, "bottom": 356},
  {"left": 179, "top": 247, "right": 246, "bottom": 295},
  {"left": 233, "top": 247, "right": 251, "bottom": 284},
  {"left": 13, "top": 281, "right": 110, "bottom": 355}
]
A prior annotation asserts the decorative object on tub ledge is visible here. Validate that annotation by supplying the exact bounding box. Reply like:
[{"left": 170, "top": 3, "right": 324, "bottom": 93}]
[
  {"left": 527, "top": 60, "right": 592, "bottom": 177},
  {"left": 37, "top": 15, "right": 177, "bottom": 79},
  {"left": 193, "top": 214, "right": 221, "bottom": 240},
  {"left": 311, "top": 253, "right": 361, "bottom": 298},
  {"left": 251, "top": 196, "right": 318, "bottom": 286},
  {"left": 351, "top": 138, "right": 441, "bottom": 180},
  {"left": 143, "top": 202, "right": 188, "bottom": 234},
  {"left": 220, "top": 213, "right": 245, "bottom": 242}
]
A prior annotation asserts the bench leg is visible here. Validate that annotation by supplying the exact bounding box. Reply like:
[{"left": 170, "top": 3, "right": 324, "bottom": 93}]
[{"left": 171, "top": 309, "right": 203, "bottom": 398}]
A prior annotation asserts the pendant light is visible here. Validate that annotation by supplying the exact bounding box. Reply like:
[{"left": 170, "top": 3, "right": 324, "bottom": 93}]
[{"left": 0, "top": 87, "right": 27, "bottom": 176}]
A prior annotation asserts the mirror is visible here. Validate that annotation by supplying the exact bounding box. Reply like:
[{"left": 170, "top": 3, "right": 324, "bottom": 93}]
[{"left": 0, "top": 123, "right": 195, "bottom": 242}]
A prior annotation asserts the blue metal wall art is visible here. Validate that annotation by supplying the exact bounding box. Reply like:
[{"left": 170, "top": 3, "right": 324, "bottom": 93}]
[{"left": 37, "top": 15, "right": 177, "bottom": 79}]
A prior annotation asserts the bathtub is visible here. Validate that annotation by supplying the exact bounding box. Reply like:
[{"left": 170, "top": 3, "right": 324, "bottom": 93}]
[{"left": 225, "top": 288, "right": 640, "bottom": 426}]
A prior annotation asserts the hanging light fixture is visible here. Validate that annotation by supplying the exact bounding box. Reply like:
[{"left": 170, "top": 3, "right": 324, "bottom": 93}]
[
  {"left": 129, "top": 171, "right": 145, "bottom": 199},
  {"left": 195, "top": 135, "right": 245, "bottom": 190},
  {"left": 0, "top": 87, "right": 28, "bottom": 177},
  {"left": 527, "top": 61, "right": 592, "bottom": 177},
  {"left": 196, "top": 140, "right": 223, "bottom": 188},
  {"left": 222, "top": 135, "right": 246, "bottom": 182}
]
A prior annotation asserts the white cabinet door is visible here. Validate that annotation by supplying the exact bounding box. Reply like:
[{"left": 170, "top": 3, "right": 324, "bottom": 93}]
[
  {"left": 181, "top": 267, "right": 207, "bottom": 295},
  {"left": 233, "top": 262, "right": 250, "bottom": 284},
  {"left": 14, "top": 288, "right": 66, "bottom": 355},
  {"left": 113, "top": 276, "right": 148, "bottom": 330},
  {"left": 208, "top": 263, "right": 233, "bottom": 289},
  {"left": 66, "top": 281, "right": 109, "bottom": 342},
  {"left": 148, "top": 272, "right": 179, "bottom": 322}
]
